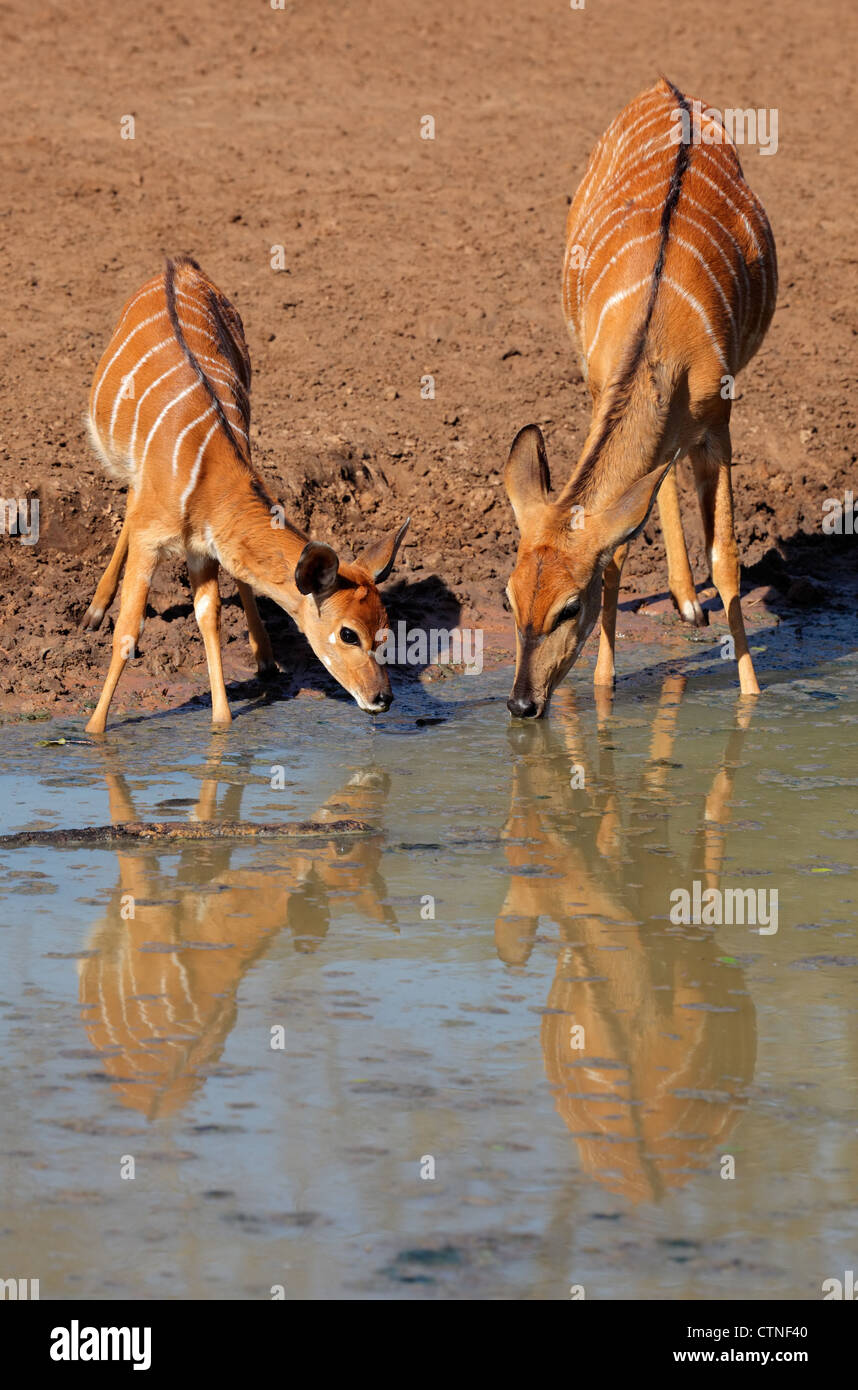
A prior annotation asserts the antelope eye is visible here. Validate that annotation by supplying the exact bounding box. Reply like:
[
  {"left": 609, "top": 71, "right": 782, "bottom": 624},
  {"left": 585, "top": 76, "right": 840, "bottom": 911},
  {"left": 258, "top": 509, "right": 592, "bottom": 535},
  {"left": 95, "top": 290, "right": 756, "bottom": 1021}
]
[
  {"left": 552, "top": 597, "right": 581, "bottom": 630},
  {"left": 339, "top": 626, "right": 361, "bottom": 645}
]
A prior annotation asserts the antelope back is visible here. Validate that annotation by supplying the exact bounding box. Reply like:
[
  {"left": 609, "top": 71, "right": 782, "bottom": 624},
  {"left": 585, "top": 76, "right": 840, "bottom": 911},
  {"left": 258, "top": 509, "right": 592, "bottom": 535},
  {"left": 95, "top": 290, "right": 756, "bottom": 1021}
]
[
  {"left": 562, "top": 78, "right": 777, "bottom": 399},
  {"left": 88, "top": 258, "right": 251, "bottom": 505}
]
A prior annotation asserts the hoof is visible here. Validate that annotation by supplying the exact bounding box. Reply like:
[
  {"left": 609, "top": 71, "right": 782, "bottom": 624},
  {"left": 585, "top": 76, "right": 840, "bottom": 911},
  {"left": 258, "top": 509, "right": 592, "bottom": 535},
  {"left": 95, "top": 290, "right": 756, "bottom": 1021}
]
[
  {"left": 81, "top": 605, "right": 105, "bottom": 632},
  {"left": 677, "top": 597, "right": 708, "bottom": 627}
]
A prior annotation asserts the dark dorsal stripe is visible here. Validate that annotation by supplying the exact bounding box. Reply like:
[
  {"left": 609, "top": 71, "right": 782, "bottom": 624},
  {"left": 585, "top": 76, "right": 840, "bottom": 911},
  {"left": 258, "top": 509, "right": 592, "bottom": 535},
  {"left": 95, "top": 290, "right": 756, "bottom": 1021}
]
[
  {"left": 650, "top": 77, "right": 692, "bottom": 316},
  {"left": 567, "top": 79, "right": 691, "bottom": 501},
  {"left": 206, "top": 284, "right": 252, "bottom": 435},
  {"left": 164, "top": 256, "right": 253, "bottom": 474}
]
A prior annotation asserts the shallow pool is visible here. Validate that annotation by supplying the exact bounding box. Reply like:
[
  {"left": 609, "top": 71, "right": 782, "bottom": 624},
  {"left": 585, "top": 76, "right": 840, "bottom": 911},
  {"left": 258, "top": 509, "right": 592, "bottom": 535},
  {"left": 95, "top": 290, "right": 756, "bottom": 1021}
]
[{"left": 1, "top": 634, "right": 857, "bottom": 1299}]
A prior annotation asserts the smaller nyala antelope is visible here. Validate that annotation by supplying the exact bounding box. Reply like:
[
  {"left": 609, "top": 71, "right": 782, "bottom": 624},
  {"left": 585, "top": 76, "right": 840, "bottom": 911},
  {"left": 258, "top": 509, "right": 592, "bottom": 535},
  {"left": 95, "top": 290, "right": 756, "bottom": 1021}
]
[
  {"left": 83, "top": 257, "right": 409, "bottom": 733},
  {"left": 504, "top": 78, "right": 777, "bottom": 718}
]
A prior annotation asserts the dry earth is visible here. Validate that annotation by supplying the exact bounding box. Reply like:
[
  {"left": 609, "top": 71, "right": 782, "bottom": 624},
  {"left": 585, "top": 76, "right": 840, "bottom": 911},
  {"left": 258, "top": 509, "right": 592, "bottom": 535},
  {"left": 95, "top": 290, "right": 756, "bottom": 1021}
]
[{"left": 0, "top": 0, "right": 854, "bottom": 718}]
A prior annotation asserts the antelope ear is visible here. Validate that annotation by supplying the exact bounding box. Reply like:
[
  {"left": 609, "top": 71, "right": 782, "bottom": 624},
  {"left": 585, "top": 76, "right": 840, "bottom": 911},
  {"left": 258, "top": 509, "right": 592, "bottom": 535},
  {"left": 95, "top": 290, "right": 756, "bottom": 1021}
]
[
  {"left": 504, "top": 425, "right": 551, "bottom": 529},
  {"left": 295, "top": 541, "right": 340, "bottom": 596},
  {"left": 592, "top": 458, "right": 676, "bottom": 565},
  {"left": 355, "top": 517, "right": 410, "bottom": 584}
]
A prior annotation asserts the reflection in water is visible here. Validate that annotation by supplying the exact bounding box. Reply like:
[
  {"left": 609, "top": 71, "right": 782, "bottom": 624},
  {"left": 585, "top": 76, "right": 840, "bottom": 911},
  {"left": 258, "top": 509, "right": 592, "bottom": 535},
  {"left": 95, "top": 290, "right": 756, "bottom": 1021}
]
[
  {"left": 4, "top": 657, "right": 857, "bottom": 1299},
  {"left": 76, "top": 686, "right": 758, "bottom": 1198},
  {"left": 495, "top": 679, "right": 758, "bottom": 1203},
  {"left": 78, "top": 744, "right": 392, "bottom": 1120}
]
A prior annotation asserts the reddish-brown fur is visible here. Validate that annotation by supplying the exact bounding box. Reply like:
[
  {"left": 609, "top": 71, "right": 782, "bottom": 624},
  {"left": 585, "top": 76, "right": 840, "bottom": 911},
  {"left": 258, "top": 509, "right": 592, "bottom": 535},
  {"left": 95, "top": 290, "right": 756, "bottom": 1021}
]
[
  {"left": 496, "top": 682, "right": 756, "bottom": 1200},
  {"left": 84, "top": 258, "right": 409, "bottom": 732},
  {"left": 504, "top": 79, "right": 777, "bottom": 715},
  {"left": 79, "top": 753, "right": 391, "bottom": 1118}
]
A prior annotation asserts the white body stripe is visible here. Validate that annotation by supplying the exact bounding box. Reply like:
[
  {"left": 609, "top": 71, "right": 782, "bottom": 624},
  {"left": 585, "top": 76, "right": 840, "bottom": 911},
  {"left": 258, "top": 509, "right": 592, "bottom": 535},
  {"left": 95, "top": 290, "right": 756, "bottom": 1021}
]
[
  {"left": 574, "top": 181, "right": 671, "bottom": 320},
  {"left": 584, "top": 276, "right": 650, "bottom": 359},
  {"left": 574, "top": 169, "right": 672, "bottom": 315},
  {"left": 662, "top": 277, "right": 729, "bottom": 372},
  {"left": 675, "top": 205, "right": 746, "bottom": 314},
  {"left": 141, "top": 382, "right": 202, "bottom": 468},
  {"left": 575, "top": 150, "right": 672, "bottom": 247},
  {"left": 171, "top": 403, "right": 216, "bottom": 476},
  {"left": 569, "top": 120, "right": 773, "bottom": 382},
  {"left": 578, "top": 118, "right": 676, "bottom": 218},
  {"left": 575, "top": 96, "right": 661, "bottom": 208},
  {"left": 585, "top": 98, "right": 670, "bottom": 200},
  {"left": 90, "top": 266, "right": 254, "bottom": 540},
  {"left": 91, "top": 310, "right": 169, "bottom": 416},
  {"left": 129, "top": 360, "right": 185, "bottom": 457},
  {"left": 112, "top": 281, "right": 163, "bottom": 336},
  {"left": 693, "top": 156, "right": 769, "bottom": 344},
  {"left": 670, "top": 234, "right": 737, "bottom": 366},
  {"left": 112, "top": 340, "right": 181, "bottom": 446},
  {"left": 604, "top": 94, "right": 671, "bottom": 171},
  {"left": 584, "top": 230, "right": 660, "bottom": 313},
  {"left": 180, "top": 417, "right": 220, "bottom": 516}
]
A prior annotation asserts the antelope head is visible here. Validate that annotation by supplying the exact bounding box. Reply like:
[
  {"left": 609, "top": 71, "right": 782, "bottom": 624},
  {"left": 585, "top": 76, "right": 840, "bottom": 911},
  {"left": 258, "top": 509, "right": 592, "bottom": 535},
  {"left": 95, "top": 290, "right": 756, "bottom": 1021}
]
[
  {"left": 503, "top": 425, "right": 672, "bottom": 718},
  {"left": 293, "top": 519, "right": 409, "bottom": 713}
]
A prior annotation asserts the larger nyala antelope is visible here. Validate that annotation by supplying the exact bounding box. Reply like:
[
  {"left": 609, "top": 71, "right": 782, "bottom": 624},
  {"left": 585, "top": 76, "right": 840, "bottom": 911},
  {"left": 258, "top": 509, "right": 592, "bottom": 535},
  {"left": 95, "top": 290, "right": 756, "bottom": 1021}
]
[
  {"left": 504, "top": 78, "right": 776, "bottom": 717},
  {"left": 83, "top": 257, "right": 409, "bottom": 733}
]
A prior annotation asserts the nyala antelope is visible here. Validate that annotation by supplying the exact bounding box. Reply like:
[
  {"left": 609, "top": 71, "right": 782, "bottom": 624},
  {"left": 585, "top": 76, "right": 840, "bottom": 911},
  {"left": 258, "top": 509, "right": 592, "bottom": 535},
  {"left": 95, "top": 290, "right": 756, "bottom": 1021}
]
[
  {"left": 496, "top": 684, "right": 756, "bottom": 1201},
  {"left": 80, "top": 751, "right": 392, "bottom": 1118},
  {"left": 504, "top": 78, "right": 776, "bottom": 717},
  {"left": 83, "top": 257, "right": 408, "bottom": 732}
]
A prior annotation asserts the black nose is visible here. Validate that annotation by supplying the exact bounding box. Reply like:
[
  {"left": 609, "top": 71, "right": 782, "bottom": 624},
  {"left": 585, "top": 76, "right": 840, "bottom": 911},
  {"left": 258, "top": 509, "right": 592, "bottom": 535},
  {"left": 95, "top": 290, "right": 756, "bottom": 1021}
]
[
  {"left": 507, "top": 695, "right": 538, "bottom": 719},
  {"left": 375, "top": 690, "right": 393, "bottom": 711}
]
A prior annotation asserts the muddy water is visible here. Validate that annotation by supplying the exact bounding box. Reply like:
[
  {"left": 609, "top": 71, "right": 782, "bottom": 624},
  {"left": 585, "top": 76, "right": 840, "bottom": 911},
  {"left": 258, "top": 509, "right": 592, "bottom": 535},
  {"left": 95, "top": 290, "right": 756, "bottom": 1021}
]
[{"left": 1, "top": 639, "right": 857, "bottom": 1301}]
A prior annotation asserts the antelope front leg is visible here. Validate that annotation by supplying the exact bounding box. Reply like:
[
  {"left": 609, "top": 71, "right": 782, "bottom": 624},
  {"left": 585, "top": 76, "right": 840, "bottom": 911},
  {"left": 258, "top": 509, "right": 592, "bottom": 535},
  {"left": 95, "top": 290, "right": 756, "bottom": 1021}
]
[
  {"left": 85, "top": 533, "right": 158, "bottom": 734},
  {"left": 690, "top": 430, "right": 760, "bottom": 697},
  {"left": 188, "top": 555, "right": 232, "bottom": 727},
  {"left": 657, "top": 465, "right": 706, "bottom": 625},
  {"left": 82, "top": 494, "right": 135, "bottom": 631},
  {"left": 236, "top": 580, "right": 277, "bottom": 678},
  {"left": 593, "top": 542, "right": 629, "bottom": 687}
]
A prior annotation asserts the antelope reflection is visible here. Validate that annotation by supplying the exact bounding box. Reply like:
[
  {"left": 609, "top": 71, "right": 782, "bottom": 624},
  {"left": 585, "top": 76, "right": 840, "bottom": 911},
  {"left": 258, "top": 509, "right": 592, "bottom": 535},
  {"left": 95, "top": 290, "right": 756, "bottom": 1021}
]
[
  {"left": 495, "top": 679, "right": 757, "bottom": 1203},
  {"left": 78, "top": 744, "right": 392, "bottom": 1120}
]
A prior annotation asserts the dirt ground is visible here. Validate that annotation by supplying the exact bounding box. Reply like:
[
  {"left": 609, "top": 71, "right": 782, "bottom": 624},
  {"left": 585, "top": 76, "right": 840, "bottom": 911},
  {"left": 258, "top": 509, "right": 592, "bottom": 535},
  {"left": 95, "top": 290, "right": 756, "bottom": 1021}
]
[{"left": 0, "top": 0, "right": 854, "bottom": 719}]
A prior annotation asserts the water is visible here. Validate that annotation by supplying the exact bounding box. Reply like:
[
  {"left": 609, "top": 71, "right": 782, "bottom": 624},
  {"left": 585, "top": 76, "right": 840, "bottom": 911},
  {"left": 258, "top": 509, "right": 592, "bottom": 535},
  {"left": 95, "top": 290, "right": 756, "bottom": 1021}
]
[{"left": 1, "top": 636, "right": 857, "bottom": 1300}]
